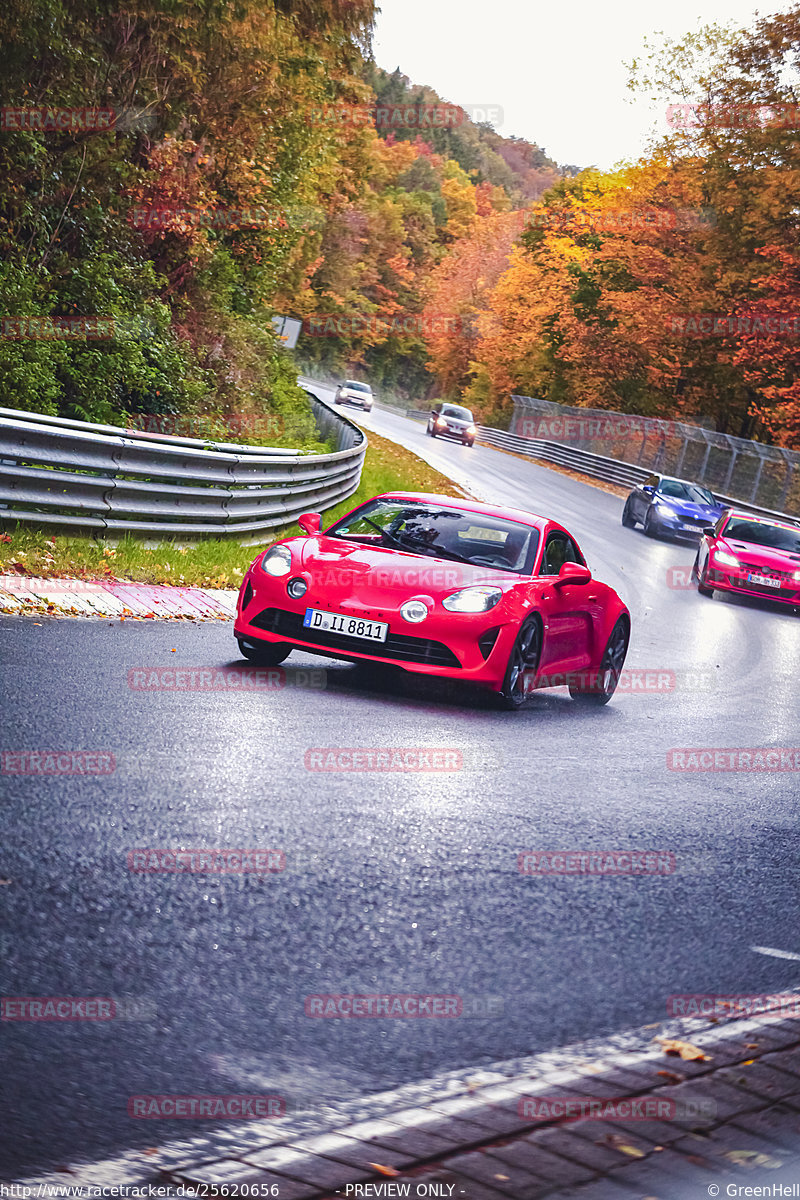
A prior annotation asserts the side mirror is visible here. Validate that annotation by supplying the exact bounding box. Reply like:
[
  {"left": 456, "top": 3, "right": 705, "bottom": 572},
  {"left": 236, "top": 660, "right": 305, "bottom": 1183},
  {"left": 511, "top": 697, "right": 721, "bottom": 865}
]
[
  {"left": 702, "top": 526, "right": 716, "bottom": 537},
  {"left": 642, "top": 485, "right": 656, "bottom": 495},
  {"left": 298, "top": 512, "right": 322, "bottom": 534},
  {"left": 554, "top": 562, "right": 592, "bottom": 587}
]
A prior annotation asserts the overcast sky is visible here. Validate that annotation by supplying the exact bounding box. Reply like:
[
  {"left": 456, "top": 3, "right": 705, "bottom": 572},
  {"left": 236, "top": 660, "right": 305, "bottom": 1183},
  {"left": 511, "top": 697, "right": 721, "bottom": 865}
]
[{"left": 372, "top": 0, "right": 789, "bottom": 170}]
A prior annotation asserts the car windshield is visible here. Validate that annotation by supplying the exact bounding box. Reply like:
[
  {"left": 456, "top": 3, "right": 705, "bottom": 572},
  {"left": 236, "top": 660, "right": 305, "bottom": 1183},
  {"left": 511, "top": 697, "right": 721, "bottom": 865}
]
[
  {"left": 658, "top": 480, "right": 716, "bottom": 504},
  {"left": 441, "top": 405, "right": 473, "bottom": 421},
  {"left": 723, "top": 518, "right": 800, "bottom": 554},
  {"left": 327, "top": 499, "right": 539, "bottom": 574},
  {"left": 345, "top": 381, "right": 371, "bottom": 392}
]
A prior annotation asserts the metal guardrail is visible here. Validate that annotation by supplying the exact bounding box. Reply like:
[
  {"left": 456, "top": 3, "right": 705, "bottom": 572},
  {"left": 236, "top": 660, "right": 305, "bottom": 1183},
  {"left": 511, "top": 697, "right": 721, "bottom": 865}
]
[
  {"left": 509, "top": 394, "right": 800, "bottom": 517},
  {"left": 0, "top": 394, "right": 366, "bottom": 540},
  {"left": 476, "top": 426, "right": 798, "bottom": 522}
]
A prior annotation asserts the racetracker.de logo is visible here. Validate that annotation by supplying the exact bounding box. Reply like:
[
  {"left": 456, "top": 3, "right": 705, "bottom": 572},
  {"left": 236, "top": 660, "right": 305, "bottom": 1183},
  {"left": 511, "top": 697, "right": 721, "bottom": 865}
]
[
  {"left": 518, "top": 1096, "right": 678, "bottom": 1122},
  {"left": 519, "top": 414, "right": 651, "bottom": 440},
  {"left": 128, "top": 1095, "right": 285, "bottom": 1118},
  {"left": 1, "top": 316, "right": 114, "bottom": 340},
  {"left": 304, "top": 313, "right": 476, "bottom": 337},
  {"left": 667, "top": 748, "right": 800, "bottom": 771},
  {"left": 526, "top": 669, "right": 676, "bottom": 694},
  {"left": 305, "top": 994, "right": 462, "bottom": 1018},
  {"left": 127, "top": 848, "right": 285, "bottom": 874},
  {"left": 668, "top": 312, "right": 800, "bottom": 337},
  {"left": 0, "top": 106, "right": 116, "bottom": 132},
  {"left": 126, "top": 413, "right": 286, "bottom": 439},
  {"left": 1, "top": 751, "right": 116, "bottom": 775},
  {"left": 128, "top": 666, "right": 326, "bottom": 691},
  {"left": 308, "top": 103, "right": 466, "bottom": 128},
  {"left": 2, "top": 997, "right": 116, "bottom": 1020},
  {"left": 667, "top": 993, "right": 800, "bottom": 1018},
  {"left": 518, "top": 851, "right": 676, "bottom": 875},
  {"left": 304, "top": 747, "right": 463, "bottom": 771}
]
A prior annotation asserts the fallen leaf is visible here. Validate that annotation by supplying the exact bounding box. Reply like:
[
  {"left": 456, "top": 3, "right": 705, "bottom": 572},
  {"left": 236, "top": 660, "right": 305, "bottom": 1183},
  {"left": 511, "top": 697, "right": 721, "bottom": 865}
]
[
  {"left": 656, "top": 1070, "right": 684, "bottom": 1083},
  {"left": 603, "top": 1135, "right": 646, "bottom": 1158},
  {"left": 724, "top": 1150, "right": 783, "bottom": 1169},
  {"left": 369, "top": 1164, "right": 400, "bottom": 1177},
  {"left": 655, "top": 1037, "right": 711, "bottom": 1061}
]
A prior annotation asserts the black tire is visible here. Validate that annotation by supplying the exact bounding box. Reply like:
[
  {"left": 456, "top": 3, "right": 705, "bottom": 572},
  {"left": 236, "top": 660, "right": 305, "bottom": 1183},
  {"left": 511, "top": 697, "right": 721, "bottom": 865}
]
[
  {"left": 621, "top": 499, "right": 636, "bottom": 528},
  {"left": 499, "top": 616, "right": 542, "bottom": 710},
  {"left": 569, "top": 618, "right": 629, "bottom": 706},
  {"left": 693, "top": 552, "right": 714, "bottom": 597},
  {"left": 643, "top": 508, "right": 658, "bottom": 538},
  {"left": 237, "top": 638, "right": 292, "bottom": 665}
]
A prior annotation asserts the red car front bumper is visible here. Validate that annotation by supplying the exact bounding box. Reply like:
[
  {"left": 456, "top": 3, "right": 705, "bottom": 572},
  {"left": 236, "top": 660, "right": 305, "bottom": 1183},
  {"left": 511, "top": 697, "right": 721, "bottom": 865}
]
[
  {"left": 705, "top": 567, "right": 800, "bottom": 607},
  {"left": 234, "top": 571, "right": 519, "bottom": 688}
]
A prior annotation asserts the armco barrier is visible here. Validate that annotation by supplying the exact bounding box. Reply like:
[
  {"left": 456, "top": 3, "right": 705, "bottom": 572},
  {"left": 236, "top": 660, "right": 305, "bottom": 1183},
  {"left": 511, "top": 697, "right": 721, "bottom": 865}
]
[
  {"left": 509, "top": 394, "right": 800, "bottom": 517},
  {"left": 0, "top": 393, "right": 366, "bottom": 539},
  {"left": 475, "top": 426, "right": 797, "bottom": 523}
]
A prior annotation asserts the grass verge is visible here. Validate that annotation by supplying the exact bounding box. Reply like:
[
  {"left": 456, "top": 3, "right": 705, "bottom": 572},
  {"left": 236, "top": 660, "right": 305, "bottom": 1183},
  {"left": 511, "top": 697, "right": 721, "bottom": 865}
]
[{"left": 0, "top": 430, "right": 471, "bottom": 589}]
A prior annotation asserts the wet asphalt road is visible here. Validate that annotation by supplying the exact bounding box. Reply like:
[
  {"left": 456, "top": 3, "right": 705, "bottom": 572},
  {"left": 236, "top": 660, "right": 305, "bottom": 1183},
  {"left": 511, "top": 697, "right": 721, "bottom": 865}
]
[{"left": 2, "top": 395, "right": 800, "bottom": 1178}]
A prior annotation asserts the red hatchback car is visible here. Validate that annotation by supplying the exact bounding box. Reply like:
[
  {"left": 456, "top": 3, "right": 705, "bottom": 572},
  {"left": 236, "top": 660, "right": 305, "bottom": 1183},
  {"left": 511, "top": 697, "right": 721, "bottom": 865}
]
[
  {"left": 693, "top": 509, "right": 800, "bottom": 609},
  {"left": 235, "top": 493, "right": 631, "bottom": 707}
]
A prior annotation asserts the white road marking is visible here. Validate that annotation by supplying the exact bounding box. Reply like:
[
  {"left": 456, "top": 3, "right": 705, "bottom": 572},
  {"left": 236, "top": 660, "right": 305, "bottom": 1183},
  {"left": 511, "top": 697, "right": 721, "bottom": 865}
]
[{"left": 751, "top": 945, "right": 800, "bottom": 961}]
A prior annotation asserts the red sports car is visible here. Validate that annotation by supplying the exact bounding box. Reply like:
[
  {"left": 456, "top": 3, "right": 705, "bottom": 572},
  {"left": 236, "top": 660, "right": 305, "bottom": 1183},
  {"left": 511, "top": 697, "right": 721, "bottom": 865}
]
[
  {"left": 693, "top": 509, "right": 800, "bottom": 609},
  {"left": 234, "top": 493, "right": 631, "bottom": 707}
]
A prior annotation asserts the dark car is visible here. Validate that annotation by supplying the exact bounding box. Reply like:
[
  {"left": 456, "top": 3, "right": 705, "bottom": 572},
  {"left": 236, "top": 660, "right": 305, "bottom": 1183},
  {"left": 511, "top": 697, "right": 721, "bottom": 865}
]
[
  {"left": 622, "top": 474, "right": 727, "bottom": 540},
  {"left": 426, "top": 403, "right": 477, "bottom": 447}
]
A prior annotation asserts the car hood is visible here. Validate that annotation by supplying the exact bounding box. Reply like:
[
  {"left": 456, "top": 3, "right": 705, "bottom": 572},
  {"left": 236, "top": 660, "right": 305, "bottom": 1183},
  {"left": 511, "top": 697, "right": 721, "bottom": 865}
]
[
  {"left": 280, "top": 536, "right": 520, "bottom": 601},
  {"left": 718, "top": 538, "right": 800, "bottom": 572},
  {"left": 656, "top": 498, "right": 724, "bottom": 521}
]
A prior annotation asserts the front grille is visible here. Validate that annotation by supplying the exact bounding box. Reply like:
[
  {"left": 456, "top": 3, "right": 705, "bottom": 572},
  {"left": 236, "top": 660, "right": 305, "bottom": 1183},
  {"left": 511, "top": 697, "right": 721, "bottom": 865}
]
[
  {"left": 738, "top": 560, "right": 796, "bottom": 582},
  {"left": 250, "top": 607, "right": 461, "bottom": 668},
  {"left": 711, "top": 570, "right": 798, "bottom": 598}
]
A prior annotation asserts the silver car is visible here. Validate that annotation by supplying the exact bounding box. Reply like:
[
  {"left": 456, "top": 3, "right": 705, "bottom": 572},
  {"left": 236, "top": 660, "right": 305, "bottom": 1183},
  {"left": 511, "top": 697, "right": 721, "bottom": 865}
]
[
  {"left": 334, "top": 379, "right": 373, "bottom": 411},
  {"left": 426, "top": 403, "right": 477, "bottom": 446}
]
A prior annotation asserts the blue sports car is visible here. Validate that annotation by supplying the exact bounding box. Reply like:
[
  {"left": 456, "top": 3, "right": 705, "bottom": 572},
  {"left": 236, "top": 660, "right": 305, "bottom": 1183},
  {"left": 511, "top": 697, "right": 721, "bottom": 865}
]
[{"left": 622, "top": 474, "right": 727, "bottom": 541}]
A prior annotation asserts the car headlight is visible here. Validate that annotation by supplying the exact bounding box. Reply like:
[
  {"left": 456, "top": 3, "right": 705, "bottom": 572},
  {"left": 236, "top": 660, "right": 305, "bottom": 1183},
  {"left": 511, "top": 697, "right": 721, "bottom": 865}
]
[
  {"left": 435, "top": 417, "right": 446, "bottom": 426},
  {"left": 442, "top": 586, "right": 502, "bottom": 613},
  {"left": 287, "top": 577, "right": 308, "bottom": 598},
  {"left": 793, "top": 570, "right": 800, "bottom": 582},
  {"left": 400, "top": 599, "right": 429, "bottom": 623},
  {"left": 713, "top": 549, "right": 741, "bottom": 568},
  {"left": 466, "top": 424, "right": 476, "bottom": 434},
  {"left": 261, "top": 546, "right": 292, "bottom": 577}
]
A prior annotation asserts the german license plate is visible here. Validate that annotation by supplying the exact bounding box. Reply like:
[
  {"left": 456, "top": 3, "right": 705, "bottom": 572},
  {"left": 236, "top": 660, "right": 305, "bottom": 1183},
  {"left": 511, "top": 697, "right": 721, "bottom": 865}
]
[
  {"left": 748, "top": 573, "right": 780, "bottom": 588},
  {"left": 303, "top": 608, "right": 388, "bottom": 642},
  {"left": 685, "top": 524, "right": 703, "bottom": 532}
]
